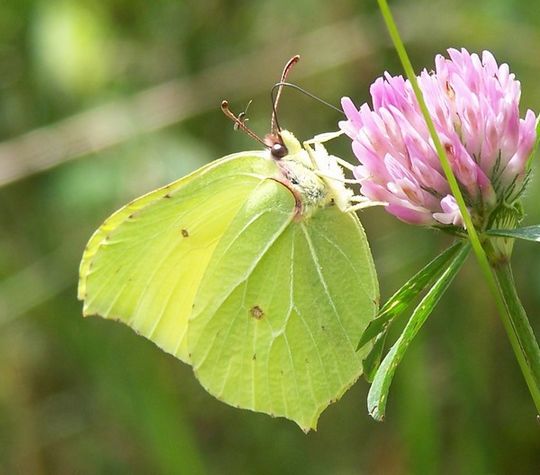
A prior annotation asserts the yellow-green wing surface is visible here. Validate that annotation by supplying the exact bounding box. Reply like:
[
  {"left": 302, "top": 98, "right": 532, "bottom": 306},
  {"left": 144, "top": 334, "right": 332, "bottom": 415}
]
[
  {"left": 79, "top": 146, "right": 378, "bottom": 431},
  {"left": 78, "top": 152, "right": 279, "bottom": 362},
  {"left": 188, "top": 199, "right": 378, "bottom": 432}
]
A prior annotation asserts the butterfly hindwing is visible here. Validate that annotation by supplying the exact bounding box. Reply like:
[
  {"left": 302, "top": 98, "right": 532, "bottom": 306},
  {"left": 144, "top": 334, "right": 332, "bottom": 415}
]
[{"left": 189, "top": 199, "right": 378, "bottom": 431}]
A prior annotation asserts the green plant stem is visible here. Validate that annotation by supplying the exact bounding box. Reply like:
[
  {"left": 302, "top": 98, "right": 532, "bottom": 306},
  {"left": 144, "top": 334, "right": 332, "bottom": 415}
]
[
  {"left": 376, "top": 0, "right": 540, "bottom": 414},
  {"left": 489, "top": 256, "right": 540, "bottom": 407}
]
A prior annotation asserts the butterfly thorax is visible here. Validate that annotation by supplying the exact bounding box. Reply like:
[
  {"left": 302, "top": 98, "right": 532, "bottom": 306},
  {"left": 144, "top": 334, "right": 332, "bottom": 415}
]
[{"left": 273, "top": 130, "right": 353, "bottom": 219}]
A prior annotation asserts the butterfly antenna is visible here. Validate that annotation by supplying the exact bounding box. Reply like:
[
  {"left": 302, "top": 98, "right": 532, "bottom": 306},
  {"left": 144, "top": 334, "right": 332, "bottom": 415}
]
[
  {"left": 271, "top": 82, "right": 344, "bottom": 115},
  {"left": 271, "top": 55, "right": 300, "bottom": 134},
  {"left": 234, "top": 99, "right": 253, "bottom": 131},
  {"left": 221, "top": 100, "right": 267, "bottom": 147}
]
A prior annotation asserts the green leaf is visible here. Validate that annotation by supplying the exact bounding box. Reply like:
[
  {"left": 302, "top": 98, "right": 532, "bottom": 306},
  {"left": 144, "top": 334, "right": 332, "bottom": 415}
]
[
  {"left": 367, "top": 242, "right": 470, "bottom": 421},
  {"left": 487, "top": 225, "right": 540, "bottom": 242},
  {"left": 357, "top": 241, "right": 464, "bottom": 351}
]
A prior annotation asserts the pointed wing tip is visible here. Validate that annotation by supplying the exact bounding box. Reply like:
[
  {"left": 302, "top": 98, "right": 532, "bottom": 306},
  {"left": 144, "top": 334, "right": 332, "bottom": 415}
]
[
  {"left": 297, "top": 416, "right": 319, "bottom": 434},
  {"left": 192, "top": 370, "right": 323, "bottom": 434},
  {"left": 80, "top": 301, "right": 101, "bottom": 319},
  {"left": 82, "top": 308, "right": 96, "bottom": 318}
]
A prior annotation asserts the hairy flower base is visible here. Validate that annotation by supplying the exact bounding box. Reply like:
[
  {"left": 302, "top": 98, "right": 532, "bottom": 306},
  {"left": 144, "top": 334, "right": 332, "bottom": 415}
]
[{"left": 340, "top": 48, "right": 537, "bottom": 228}]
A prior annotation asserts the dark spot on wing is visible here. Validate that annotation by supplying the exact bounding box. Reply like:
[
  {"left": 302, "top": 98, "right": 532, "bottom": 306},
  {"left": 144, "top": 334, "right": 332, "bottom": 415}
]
[
  {"left": 164, "top": 193, "right": 172, "bottom": 199},
  {"left": 249, "top": 305, "right": 264, "bottom": 320},
  {"left": 252, "top": 353, "right": 256, "bottom": 360},
  {"left": 181, "top": 228, "right": 189, "bottom": 237}
]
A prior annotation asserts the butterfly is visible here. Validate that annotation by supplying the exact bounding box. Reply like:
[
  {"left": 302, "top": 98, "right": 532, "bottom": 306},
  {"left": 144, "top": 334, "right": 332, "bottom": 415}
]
[{"left": 78, "top": 57, "right": 379, "bottom": 432}]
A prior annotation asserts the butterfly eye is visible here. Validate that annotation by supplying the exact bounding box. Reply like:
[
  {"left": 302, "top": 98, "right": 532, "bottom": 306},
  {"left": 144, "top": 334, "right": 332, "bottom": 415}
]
[{"left": 271, "top": 143, "right": 288, "bottom": 159}]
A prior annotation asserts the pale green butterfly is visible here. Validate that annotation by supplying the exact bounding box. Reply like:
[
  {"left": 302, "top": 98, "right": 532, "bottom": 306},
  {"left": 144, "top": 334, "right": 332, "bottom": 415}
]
[{"left": 78, "top": 59, "right": 379, "bottom": 432}]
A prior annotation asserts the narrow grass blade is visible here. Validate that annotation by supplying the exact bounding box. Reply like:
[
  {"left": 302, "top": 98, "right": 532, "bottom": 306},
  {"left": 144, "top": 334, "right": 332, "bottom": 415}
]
[
  {"left": 367, "top": 243, "right": 471, "bottom": 421},
  {"left": 363, "top": 332, "right": 387, "bottom": 383},
  {"left": 358, "top": 241, "right": 464, "bottom": 351},
  {"left": 487, "top": 226, "right": 540, "bottom": 242}
]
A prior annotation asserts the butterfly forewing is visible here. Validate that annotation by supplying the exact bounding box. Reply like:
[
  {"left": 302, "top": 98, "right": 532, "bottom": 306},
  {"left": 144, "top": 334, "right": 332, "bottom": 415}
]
[{"left": 78, "top": 152, "right": 279, "bottom": 362}]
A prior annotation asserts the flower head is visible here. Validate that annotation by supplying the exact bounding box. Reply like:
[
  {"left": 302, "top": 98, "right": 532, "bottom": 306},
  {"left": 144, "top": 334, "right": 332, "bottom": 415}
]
[{"left": 340, "top": 48, "right": 537, "bottom": 228}]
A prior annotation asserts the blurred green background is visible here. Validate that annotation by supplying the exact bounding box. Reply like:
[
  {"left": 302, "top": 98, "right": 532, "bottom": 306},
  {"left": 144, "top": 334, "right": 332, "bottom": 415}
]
[{"left": 1, "top": 0, "right": 539, "bottom": 473}]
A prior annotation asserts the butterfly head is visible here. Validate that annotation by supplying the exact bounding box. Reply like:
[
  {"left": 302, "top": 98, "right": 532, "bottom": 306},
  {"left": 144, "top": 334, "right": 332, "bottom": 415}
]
[
  {"left": 265, "top": 129, "right": 305, "bottom": 161},
  {"left": 264, "top": 133, "right": 288, "bottom": 160}
]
